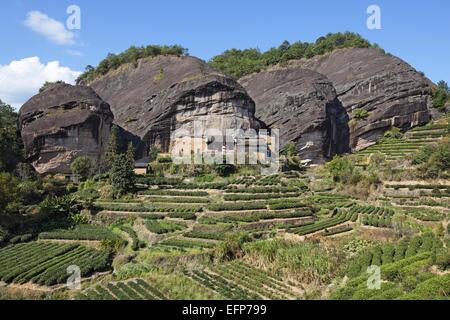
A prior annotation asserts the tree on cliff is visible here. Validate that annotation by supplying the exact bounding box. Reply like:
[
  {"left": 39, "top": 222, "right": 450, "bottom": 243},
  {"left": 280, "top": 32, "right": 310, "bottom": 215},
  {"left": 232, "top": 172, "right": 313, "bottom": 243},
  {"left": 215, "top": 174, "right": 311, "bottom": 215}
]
[
  {"left": 105, "top": 125, "right": 122, "bottom": 170},
  {"left": 39, "top": 81, "right": 66, "bottom": 93},
  {"left": 0, "top": 100, "right": 23, "bottom": 173},
  {"left": 110, "top": 153, "right": 135, "bottom": 195},
  {"left": 209, "top": 32, "right": 376, "bottom": 79},
  {"left": 432, "top": 81, "right": 450, "bottom": 110},
  {"left": 76, "top": 44, "right": 188, "bottom": 84}
]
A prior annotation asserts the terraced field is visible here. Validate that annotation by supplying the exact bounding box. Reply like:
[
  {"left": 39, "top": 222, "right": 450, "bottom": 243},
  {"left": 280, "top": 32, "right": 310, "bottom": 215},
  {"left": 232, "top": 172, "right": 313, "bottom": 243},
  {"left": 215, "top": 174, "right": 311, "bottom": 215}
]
[
  {"left": 77, "top": 279, "right": 166, "bottom": 300},
  {"left": 333, "top": 233, "right": 450, "bottom": 300},
  {"left": 1, "top": 155, "right": 448, "bottom": 301},
  {"left": 356, "top": 118, "right": 449, "bottom": 163},
  {"left": 0, "top": 242, "right": 111, "bottom": 286},
  {"left": 184, "top": 261, "right": 300, "bottom": 300}
]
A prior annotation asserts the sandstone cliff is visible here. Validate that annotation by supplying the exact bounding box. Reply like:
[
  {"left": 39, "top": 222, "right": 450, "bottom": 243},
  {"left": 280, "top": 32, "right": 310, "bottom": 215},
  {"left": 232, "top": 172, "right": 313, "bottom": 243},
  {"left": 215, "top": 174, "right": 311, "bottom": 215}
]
[
  {"left": 291, "top": 48, "right": 433, "bottom": 150},
  {"left": 240, "top": 68, "right": 349, "bottom": 164},
  {"left": 89, "top": 56, "right": 261, "bottom": 154},
  {"left": 19, "top": 84, "right": 113, "bottom": 174}
]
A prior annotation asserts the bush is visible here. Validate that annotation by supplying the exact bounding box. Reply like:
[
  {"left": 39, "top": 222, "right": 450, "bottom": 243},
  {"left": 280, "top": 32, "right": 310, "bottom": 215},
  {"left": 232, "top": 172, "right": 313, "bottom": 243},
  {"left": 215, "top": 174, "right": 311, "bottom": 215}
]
[
  {"left": 383, "top": 127, "right": 403, "bottom": 139},
  {"left": 214, "top": 164, "right": 236, "bottom": 177},
  {"left": 0, "top": 172, "right": 20, "bottom": 212},
  {"left": 71, "top": 156, "right": 94, "bottom": 180},
  {"left": 326, "top": 156, "right": 361, "bottom": 184},
  {"left": 39, "top": 224, "right": 120, "bottom": 241},
  {"left": 432, "top": 82, "right": 449, "bottom": 110},
  {"left": 39, "top": 195, "right": 79, "bottom": 216},
  {"left": 145, "top": 219, "right": 186, "bottom": 234},
  {"left": 213, "top": 232, "right": 249, "bottom": 261},
  {"left": 167, "top": 211, "right": 197, "bottom": 220},
  {"left": 412, "top": 144, "right": 437, "bottom": 165},
  {"left": 208, "top": 202, "right": 267, "bottom": 211},
  {"left": 18, "top": 180, "right": 43, "bottom": 205},
  {"left": 416, "top": 139, "right": 450, "bottom": 178},
  {"left": 9, "top": 233, "right": 34, "bottom": 244},
  {"left": 352, "top": 108, "right": 369, "bottom": 120},
  {"left": 157, "top": 155, "right": 172, "bottom": 163}
]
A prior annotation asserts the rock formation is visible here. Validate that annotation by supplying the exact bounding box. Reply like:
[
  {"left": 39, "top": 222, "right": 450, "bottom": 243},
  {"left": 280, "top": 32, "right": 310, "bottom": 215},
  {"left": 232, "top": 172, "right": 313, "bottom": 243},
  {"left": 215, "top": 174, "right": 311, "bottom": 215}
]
[
  {"left": 291, "top": 48, "right": 433, "bottom": 150},
  {"left": 89, "top": 55, "right": 261, "bottom": 155},
  {"left": 19, "top": 83, "right": 113, "bottom": 174},
  {"left": 239, "top": 68, "right": 350, "bottom": 164}
]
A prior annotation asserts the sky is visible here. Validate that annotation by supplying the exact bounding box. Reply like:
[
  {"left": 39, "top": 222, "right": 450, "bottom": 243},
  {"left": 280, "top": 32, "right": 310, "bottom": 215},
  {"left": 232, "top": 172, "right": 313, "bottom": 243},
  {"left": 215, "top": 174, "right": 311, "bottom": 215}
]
[{"left": 0, "top": 0, "right": 449, "bottom": 109}]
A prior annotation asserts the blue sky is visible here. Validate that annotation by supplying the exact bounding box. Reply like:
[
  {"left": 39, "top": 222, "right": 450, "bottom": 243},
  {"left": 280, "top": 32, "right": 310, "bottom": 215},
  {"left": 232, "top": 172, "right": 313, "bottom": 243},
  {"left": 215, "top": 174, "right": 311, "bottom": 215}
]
[{"left": 1, "top": 0, "right": 449, "bottom": 108}]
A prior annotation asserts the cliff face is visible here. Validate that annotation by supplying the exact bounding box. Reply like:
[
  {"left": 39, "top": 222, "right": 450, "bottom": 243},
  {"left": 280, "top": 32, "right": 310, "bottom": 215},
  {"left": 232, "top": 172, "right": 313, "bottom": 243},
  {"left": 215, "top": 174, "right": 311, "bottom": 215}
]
[
  {"left": 292, "top": 48, "right": 433, "bottom": 150},
  {"left": 18, "top": 48, "right": 435, "bottom": 174},
  {"left": 89, "top": 56, "right": 261, "bottom": 154},
  {"left": 19, "top": 84, "right": 113, "bottom": 174},
  {"left": 240, "top": 68, "right": 349, "bottom": 164}
]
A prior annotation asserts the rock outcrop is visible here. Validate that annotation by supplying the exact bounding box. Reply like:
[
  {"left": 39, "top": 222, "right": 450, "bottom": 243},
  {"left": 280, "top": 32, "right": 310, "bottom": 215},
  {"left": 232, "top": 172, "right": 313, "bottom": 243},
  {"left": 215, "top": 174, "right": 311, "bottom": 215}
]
[
  {"left": 239, "top": 68, "right": 350, "bottom": 164},
  {"left": 19, "top": 83, "right": 113, "bottom": 174},
  {"left": 291, "top": 48, "right": 433, "bottom": 150},
  {"left": 89, "top": 56, "right": 261, "bottom": 155}
]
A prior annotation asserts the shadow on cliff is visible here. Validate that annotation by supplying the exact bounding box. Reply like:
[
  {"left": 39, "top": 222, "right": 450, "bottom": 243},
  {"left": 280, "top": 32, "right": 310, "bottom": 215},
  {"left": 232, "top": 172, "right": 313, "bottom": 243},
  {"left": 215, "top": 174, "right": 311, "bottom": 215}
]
[
  {"left": 117, "top": 125, "right": 147, "bottom": 159},
  {"left": 326, "top": 97, "right": 350, "bottom": 158}
]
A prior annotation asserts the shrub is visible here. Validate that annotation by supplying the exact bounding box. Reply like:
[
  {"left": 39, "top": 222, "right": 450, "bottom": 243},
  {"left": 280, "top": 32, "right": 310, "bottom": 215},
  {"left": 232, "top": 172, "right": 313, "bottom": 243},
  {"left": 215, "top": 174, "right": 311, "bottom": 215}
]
[
  {"left": 157, "top": 155, "right": 172, "bottom": 163},
  {"left": 208, "top": 202, "right": 267, "bottom": 211},
  {"left": 213, "top": 232, "right": 249, "bottom": 261},
  {"left": 167, "top": 212, "right": 197, "bottom": 220},
  {"left": 325, "top": 156, "right": 361, "bottom": 184},
  {"left": 71, "top": 156, "right": 94, "bottom": 180},
  {"left": 39, "top": 224, "right": 120, "bottom": 241},
  {"left": 383, "top": 127, "right": 403, "bottom": 139},
  {"left": 432, "top": 83, "right": 449, "bottom": 110},
  {"left": 352, "top": 108, "right": 369, "bottom": 120},
  {"left": 145, "top": 220, "right": 186, "bottom": 234},
  {"left": 0, "top": 172, "right": 20, "bottom": 212},
  {"left": 9, "top": 233, "right": 34, "bottom": 244},
  {"left": 214, "top": 164, "right": 236, "bottom": 177},
  {"left": 39, "top": 195, "right": 79, "bottom": 216}
]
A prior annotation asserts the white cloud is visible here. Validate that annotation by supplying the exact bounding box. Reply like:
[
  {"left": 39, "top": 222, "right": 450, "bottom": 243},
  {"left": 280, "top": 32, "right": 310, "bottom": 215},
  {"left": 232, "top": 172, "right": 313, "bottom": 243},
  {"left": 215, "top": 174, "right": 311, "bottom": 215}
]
[
  {"left": 0, "top": 57, "right": 82, "bottom": 109},
  {"left": 25, "top": 11, "right": 75, "bottom": 45}
]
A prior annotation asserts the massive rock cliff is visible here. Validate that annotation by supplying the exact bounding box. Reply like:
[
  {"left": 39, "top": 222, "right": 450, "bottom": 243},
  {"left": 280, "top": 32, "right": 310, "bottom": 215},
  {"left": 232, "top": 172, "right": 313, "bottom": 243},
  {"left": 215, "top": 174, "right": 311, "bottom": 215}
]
[
  {"left": 89, "top": 56, "right": 261, "bottom": 154},
  {"left": 19, "top": 83, "right": 113, "bottom": 174},
  {"left": 291, "top": 48, "right": 433, "bottom": 150},
  {"left": 240, "top": 68, "right": 349, "bottom": 164}
]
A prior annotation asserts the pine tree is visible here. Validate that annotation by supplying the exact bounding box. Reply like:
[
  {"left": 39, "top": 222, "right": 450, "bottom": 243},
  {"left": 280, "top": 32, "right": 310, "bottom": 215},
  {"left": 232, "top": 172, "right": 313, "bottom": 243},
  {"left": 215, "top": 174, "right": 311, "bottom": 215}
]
[
  {"left": 105, "top": 125, "right": 122, "bottom": 169},
  {"left": 126, "top": 142, "right": 135, "bottom": 164},
  {"left": 110, "top": 153, "right": 135, "bottom": 195}
]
